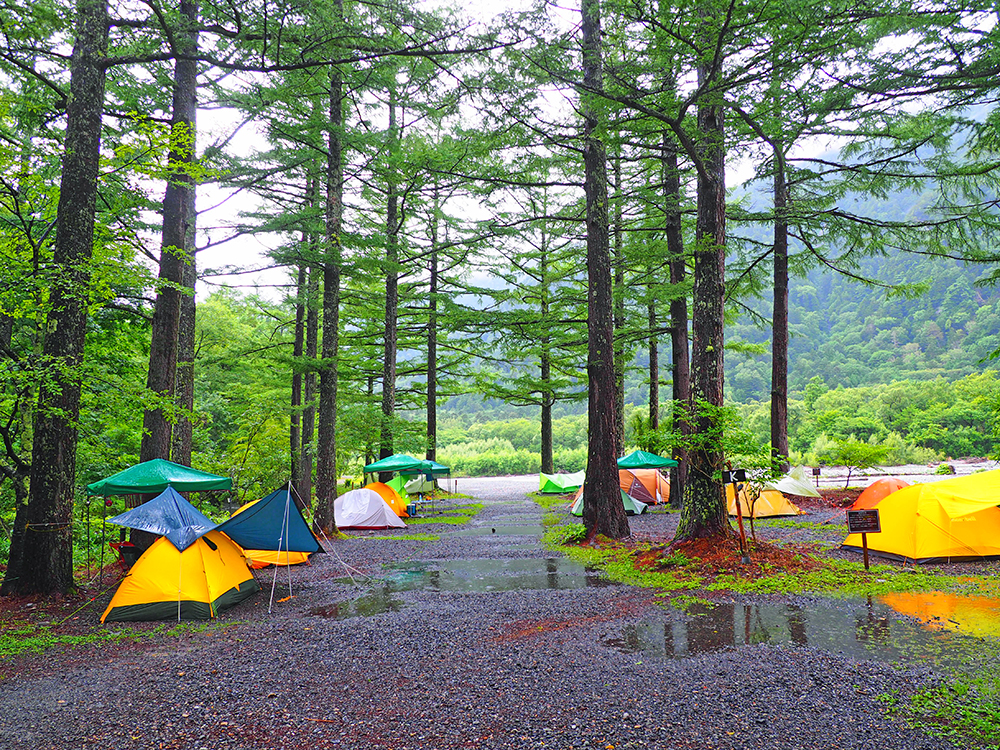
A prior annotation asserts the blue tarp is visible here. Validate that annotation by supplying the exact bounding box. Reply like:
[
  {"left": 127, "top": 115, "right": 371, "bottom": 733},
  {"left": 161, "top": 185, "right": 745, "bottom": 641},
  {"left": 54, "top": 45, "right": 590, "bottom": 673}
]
[
  {"left": 106, "top": 487, "right": 217, "bottom": 552},
  {"left": 216, "top": 488, "right": 323, "bottom": 554}
]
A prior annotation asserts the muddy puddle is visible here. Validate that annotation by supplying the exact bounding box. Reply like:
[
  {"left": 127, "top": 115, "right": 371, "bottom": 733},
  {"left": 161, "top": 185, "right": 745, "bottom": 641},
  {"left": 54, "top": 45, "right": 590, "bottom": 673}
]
[
  {"left": 603, "top": 593, "right": 1000, "bottom": 669},
  {"left": 310, "top": 558, "right": 608, "bottom": 619}
]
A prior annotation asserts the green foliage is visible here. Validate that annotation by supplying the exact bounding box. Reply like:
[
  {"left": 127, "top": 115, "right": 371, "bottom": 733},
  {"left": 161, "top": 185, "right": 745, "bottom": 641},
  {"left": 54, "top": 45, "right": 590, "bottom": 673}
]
[
  {"left": 895, "top": 669, "right": 1000, "bottom": 749},
  {"left": 542, "top": 522, "right": 587, "bottom": 545}
]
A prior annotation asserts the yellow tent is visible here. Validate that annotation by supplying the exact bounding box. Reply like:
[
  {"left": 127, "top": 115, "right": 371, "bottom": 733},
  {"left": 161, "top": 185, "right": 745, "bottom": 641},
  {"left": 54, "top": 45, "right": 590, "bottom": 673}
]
[
  {"left": 842, "top": 470, "right": 1000, "bottom": 562},
  {"left": 726, "top": 483, "right": 804, "bottom": 518},
  {"left": 101, "top": 531, "right": 260, "bottom": 622},
  {"left": 366, "top": 481, "right": 408, "bottom": 517}
]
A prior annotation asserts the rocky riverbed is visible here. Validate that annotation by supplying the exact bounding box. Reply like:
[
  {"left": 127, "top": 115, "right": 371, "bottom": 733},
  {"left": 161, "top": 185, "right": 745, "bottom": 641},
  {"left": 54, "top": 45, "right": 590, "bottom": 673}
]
[{"left": 0, "top": 475, "right": 995, "bottom": 750}]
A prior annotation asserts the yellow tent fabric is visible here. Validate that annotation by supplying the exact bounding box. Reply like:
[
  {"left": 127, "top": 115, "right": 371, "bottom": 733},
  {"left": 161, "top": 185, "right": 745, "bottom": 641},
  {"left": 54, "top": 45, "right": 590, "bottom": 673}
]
[
  {"left": 231, "top": 498, "right": 313, "bottom": 569},
  {"left": 851, "top": 477, "right": 910, "bottom": 510},
  {"left": 842, "top": 470, "right": 1000, "bottom": 562},
  {"left": 101, "top": 531, "right": 260, "bottom": 622},
  {"left": 619, "top": 469, "right": 669, "bottom": 505},
  {"left": 726, "top": 484, "right": 804, "bottom": 518},
  {"left": 366, "top": 481, "right": 408, "bottom": 518}
]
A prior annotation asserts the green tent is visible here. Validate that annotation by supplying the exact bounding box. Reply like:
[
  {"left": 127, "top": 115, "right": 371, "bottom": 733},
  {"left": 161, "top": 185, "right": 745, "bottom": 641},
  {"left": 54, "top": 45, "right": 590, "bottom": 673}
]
[
  {"left": 401, "top": 459, "right": 450, "bottom": 476},
  {"left": 617, "top": 450, "right": 678, "bottom": 469},
  {"left": 539, "top": 471, "right": 585, "bottom": 494},
  {"left": 363, "top": 454, "right": 429, "bottom": 474},
  {"left": 87, "top": 459, "right": 232, "bottom": 496},
  {"left": 571, "top": 488, "right": 647, "bottom": 516},
  {"left": 386, "top": 475, "right": 409, "bottom": 499}
]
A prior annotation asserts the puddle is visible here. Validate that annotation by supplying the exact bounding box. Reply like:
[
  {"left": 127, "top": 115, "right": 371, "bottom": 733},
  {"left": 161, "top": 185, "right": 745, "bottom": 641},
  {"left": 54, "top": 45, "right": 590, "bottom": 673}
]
[
  {"left": 381, "top": 558, "right": 609, "bottom": 592},
  {"left": 450, "top": 525, "right": 545, "bottom": 537},
  {"left": 308, "top": 590, "right": 405, "bottom": 619},
  {"left": 603, "top": 595, "right": 1000, "bottom": 670}
]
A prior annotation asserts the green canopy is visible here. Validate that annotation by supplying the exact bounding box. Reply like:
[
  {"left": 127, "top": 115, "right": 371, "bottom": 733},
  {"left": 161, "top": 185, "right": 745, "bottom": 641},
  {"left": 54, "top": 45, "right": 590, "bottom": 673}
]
[
  {"left": 617, "top": 450, "right": 678, "bottom": 469},
  {"left": 87, "top": 459, "right": 232, "bottom": 496},
  {"left": 364, "top": 454, "right": 436, "bottom": 474},
  {"left": 401, "top": 459, "right": 450, "bottom": 476}
]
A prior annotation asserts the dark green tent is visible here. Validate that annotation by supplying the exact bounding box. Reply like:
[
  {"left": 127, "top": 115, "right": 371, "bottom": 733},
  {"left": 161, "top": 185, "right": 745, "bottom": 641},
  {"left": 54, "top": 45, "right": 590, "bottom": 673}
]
[
  {"left": 87, "top": 459, "right": 232, "bottom": 496},
  {"left": 363, "top": 454, "right": 431, "bottom": 474},
  {"left": 617, "top": 450, "right": 678, "bottom": 470}
]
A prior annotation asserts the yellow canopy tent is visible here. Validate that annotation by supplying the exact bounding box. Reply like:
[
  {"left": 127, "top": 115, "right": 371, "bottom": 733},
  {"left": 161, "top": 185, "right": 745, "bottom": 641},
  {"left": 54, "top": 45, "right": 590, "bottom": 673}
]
[
  {"left": 842, "top": 470, "right": 1000, "bottom": 562},
  {"left": 726, "top": 483, "right": 804, "bottom": 518},
  {"left": 101, "top": 531, "right": 260, "bottom": 622}
]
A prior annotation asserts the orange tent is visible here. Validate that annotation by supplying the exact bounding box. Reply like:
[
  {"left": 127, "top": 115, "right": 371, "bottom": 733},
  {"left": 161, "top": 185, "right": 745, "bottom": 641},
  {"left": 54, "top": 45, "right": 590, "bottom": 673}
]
[
  {"left": 619, "top": 469, "right": 669, "bottom": 505},
  {"left": 851, "top": 477, "right": 910, "bottom": 510},
  {"left": 365, "top": 481, "right": 408, "bottom": 518}
]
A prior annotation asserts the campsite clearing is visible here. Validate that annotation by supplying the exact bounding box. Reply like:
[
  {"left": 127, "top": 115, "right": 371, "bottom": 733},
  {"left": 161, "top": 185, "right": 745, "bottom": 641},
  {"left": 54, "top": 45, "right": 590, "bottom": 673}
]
[{"left": 0, "top": 475, "right": 998, "bottom": 750}]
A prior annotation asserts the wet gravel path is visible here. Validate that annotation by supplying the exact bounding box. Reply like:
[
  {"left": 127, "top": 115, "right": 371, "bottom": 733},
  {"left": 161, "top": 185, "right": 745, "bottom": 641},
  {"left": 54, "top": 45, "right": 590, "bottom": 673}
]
[{"left": 0, "top": 477, "right": 968, "bottom": 749}]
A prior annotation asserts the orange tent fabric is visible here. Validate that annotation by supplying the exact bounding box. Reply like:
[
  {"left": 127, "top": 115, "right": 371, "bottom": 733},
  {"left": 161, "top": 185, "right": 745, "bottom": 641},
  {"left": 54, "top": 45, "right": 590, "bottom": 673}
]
[
  {"left": 619, "top": 469, "right": 669, "bottom": 505},
  {"left": 365, "top": 481, "right": 408, "bottom": 518},
  {"left": 851, "top": 477, "right": 910, "bottom": 510}
]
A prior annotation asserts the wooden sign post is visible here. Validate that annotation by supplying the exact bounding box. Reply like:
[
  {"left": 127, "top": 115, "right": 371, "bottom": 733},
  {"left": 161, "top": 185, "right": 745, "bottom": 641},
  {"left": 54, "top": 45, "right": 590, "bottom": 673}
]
[
  {"left": 722, "top": 468, "right": 749, "bottom": 564},
  {"left": 846, "top": 509, "right": 882, "bottom": 570}
]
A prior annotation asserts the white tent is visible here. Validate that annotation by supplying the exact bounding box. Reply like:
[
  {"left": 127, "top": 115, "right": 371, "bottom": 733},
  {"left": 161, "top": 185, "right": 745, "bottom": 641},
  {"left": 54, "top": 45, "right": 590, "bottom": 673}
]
[
  {"left": 764, "top": 465, "right": 822, "bottom": 498},
  {"left": 335, "top": 488, "right": 407, "bottom": 530}
]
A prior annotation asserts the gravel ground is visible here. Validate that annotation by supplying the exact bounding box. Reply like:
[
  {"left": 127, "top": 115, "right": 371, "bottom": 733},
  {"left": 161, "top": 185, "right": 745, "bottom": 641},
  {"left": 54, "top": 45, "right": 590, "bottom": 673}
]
[{"left": 0, "top": 475, "right": 987, "bottom": 750}]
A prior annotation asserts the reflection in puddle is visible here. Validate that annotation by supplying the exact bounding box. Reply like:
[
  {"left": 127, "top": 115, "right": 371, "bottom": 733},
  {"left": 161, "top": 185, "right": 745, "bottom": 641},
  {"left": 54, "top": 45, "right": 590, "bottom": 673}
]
[
  {"left": 450, "top": 525, "right": 546, "bottom": 537},
  {"left": 311, "top": 558, "right": 610, "bottom": 619},
  {"left": 604, "top": 596, "right": 998, "bottom": 669},
  {"left": 382, "top": 558, "right": 609, "bottom": 592},
  {"left": 308, "top": 590, "right": 405, "bottom": 619}
]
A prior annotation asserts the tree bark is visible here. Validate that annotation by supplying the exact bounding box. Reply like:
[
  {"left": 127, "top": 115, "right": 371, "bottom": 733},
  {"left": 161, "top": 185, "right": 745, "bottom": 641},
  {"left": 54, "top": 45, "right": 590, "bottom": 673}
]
[
  {"left": 291, "top": 262, "right": 307, "bottom": 491},
  {"left": 612, "top": 153, "right": 626, "bottom": 453},
  {"left": 171, "top": 238, "right": 196, "bottom": 467},
  {"left": 140, "top": 0, "right": 198, "bottom": 468},
  {"left": 771, "top": 156, "right": 790, "bottom": 469},
  {"left": 379, "top": 91, "right": 399, "bottom": 482},
  {"left": 580, "top": 0, "right": 629, "bottom": 539},
  {"left": 664, "top": 134, "right": 689, "bottom": 509},
  {"left": 676, "top": 48, "right": 728, "bottom": 542},
  {"left": 298, "top": 265, "right": 318, "bottom": 509},
  {"left": 426, "top": 195, "right": 439, "bottom": 462},
  {"left": 12, "top": 0, "right": 108, "bottom": 595},
  {"left": 314, "top": 64, "right": 344, "bottom": 534}
]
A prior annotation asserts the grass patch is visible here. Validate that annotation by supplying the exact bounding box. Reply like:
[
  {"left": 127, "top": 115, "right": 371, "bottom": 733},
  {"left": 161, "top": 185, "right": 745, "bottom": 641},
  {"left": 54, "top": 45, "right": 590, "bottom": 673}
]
[{"left": 886, "top": 666, "right": 1000, "bottom": 749}]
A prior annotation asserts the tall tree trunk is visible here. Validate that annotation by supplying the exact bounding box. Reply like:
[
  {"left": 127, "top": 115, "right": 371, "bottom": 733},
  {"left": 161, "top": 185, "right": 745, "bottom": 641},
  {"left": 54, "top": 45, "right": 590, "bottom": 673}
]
[
  {"left": 648, "top": 301, "right": 659, "bottom": 430},
  {"left": 771, "top": 153, "right": 790, "bottom": 469},
  {"left": 379, "top": 91, "right": 399, "bottom": 481},
  {"left": 0, "top": 313, "right": 31, "bottom": 596},
  {"left": 426, "top": 194, "right": 439, "bottom": 462},
  {"left": 539, "top": 245, "right": 555, "bottom": 474},
  {"left": 314, "top": 64, "right": 344, "bottom": 534},
  {"left": 676, "top": 48, "right": 728, "bottom": 542},
  {"left": 580, "top": 0, "right": 629, "bottom": 539},
  {"left": 171, "top": 240, "right": 196, "bottom": 466},
  {"left": 291, "top": 261, "right": 307, "bottom": 491},
  {"left": 140, "top": 0, "right": 198, "bottom": 468},
  {"left": 11, "top": 0, "right": 108, "bottom": 595},
  {"left": 299, "top": 265, "right": 318, "bottom": 508},
  {"left": 612, "top": 153, "right": 626, "bottom": 453},
  {"left": 664, "top": 134, "right": 689, "bottom": 509}
]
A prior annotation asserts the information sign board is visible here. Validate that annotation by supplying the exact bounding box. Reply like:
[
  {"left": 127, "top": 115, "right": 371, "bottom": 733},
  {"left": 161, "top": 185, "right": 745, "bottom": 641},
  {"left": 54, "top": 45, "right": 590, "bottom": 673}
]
[{"left": 846, "top": 509, "right": 881, "bottom": 534}]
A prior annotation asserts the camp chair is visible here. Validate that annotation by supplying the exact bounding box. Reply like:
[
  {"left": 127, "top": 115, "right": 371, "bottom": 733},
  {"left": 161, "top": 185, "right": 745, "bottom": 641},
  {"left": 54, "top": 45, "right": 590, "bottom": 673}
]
[{"left": 109, "top": 541, "right": 141, "bottom": 572}]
